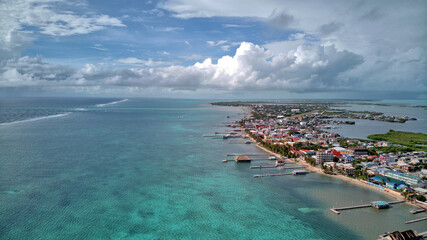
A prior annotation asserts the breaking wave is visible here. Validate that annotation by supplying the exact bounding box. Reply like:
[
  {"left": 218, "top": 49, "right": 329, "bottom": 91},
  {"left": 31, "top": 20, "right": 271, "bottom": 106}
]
[
  {"left": 73, "top": 108, "right": 88, "bottom": 111},
  {"left": 96, "top": 99, "right": 128, "bottom": 107},
  {"left": 0, "top": 113, "right": 71, "bottom": 126}
]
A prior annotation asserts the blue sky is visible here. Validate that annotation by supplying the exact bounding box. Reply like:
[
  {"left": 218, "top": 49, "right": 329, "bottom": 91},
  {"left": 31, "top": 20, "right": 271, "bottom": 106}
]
[{"left": 0, "top": 0, "right": 426, "bottom": 99}]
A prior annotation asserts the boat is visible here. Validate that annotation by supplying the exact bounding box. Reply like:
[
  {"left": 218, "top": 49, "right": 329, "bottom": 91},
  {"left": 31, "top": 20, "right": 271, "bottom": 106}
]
[
  {"left": 275, "top": 160, "right": 285, "bottom": 166},
  {"left": 293, "top": 170, "right": 307, "bottom": 175}
]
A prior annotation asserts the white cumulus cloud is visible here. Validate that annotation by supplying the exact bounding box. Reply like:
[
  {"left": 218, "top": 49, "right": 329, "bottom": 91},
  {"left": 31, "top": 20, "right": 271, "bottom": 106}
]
[
  {"left": 0, "top": 0, "right": 124, "bottom": 60},
  {"left": 1, "top": 42, "right": 367, "bottom": 93}
]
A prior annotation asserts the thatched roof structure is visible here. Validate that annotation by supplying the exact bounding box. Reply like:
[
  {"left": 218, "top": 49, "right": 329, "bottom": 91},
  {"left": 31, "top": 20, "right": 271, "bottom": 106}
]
[{"left": 234, "top": 155, "right": 251, "bottom": 162}]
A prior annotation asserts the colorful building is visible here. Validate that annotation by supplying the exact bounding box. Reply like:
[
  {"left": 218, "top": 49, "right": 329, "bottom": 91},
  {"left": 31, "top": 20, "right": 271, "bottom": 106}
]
[{"left": 383, "top": 171, "right": 422, "bottom": 186}]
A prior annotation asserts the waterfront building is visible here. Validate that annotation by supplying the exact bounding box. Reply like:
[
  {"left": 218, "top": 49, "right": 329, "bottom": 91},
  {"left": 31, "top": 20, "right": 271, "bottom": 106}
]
[
  {"left": 371, "top": 201, "right": 389, "bottom": 209},
  {"left": 383, "top": 171, "right": 422, "bottom": 186},
  {"left": 342, "top": 164, "right": 356, "bottom": 175},
  {"left": 315, "top": 150, "right": 334, "bottom": 164},
  {"left": 369, "top": 175, "right": 406, "bottom": 190},
  {"left": 234, "top": 155, "right": 251, "bottom": 162}
]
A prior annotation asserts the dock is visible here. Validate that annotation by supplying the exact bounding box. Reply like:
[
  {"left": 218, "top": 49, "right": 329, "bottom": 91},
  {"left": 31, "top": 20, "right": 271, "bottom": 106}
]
[
  {"left": 253, "top": 170, "right": 311, "bottom": 178},
  {"left": 410, "top": 208, "right": 426, "bottom": 214},
  {"left": 223, "top": 154, "right": 283, "bottom": 163},
  {"left": 226, "top": 154, "right": 274, "bottom": 156},
  {"left": 223, "top": 158, "right": 281, "bottom": 162},
  {"left": 329, "top": 209, "right": 341, "bottom": 214},
  {"left": 250, "top": 165, "right": 304, "bottom": 169},
  {"left": 330, "top": 200, "right": 405, "bottom": 214},
  {"left": 405, "top": 217, "right": 427, "bottom": 224},
  {"left": 253, "top": 172, "right": 293, "bottom": 178}
]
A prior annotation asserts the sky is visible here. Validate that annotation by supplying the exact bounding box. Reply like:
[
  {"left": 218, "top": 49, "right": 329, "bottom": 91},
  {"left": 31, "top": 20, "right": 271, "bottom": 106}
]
[{"left": 0, "top": 0, "right": 426, "bottom": 99}]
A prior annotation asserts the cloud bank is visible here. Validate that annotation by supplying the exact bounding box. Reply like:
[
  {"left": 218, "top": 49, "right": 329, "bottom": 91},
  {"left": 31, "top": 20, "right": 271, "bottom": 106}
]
[
  {"left": 0, "top": 0, "right": 425, "bottom": 97},
  {"left": 1, "top": 42, "right": 367, "bottom": 92}
]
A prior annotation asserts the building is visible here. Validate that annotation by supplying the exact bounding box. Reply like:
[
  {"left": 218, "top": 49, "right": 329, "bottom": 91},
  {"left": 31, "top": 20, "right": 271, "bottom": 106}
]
[
  {"left": 352, "top": 148, "right": 368, "bottom": 155},
  {"left": 369, "top": 175, "right": 406, "bottom": 190},
  {"left": 343, "top": 156, "right": 355, "bottom": 164},
  {"left": 316, "top": 150, "right": 334, "bottom": 164},
  {"left": 379, "top": 154, "right": 397, "bottom": 164},
  {"left": 342, "top": 164, "right": 356, "bottom": 175},
  {"left": 383, "top": 171, "right": 422, "bottom": 186},
  {"left": 361, "top": 162, "right": 379, "bottom": 169},
  {"left": 330, "top": 147, "right": 354, "bottom": 156},
  {"left": 394, "top": 162, "right": 414, "bottom": 172},
  {"left": 371, "top": 201, "right": 389, "bottom": 209},
  {"left": 234, "top": 155, "right": 251, "bottom": 162}
]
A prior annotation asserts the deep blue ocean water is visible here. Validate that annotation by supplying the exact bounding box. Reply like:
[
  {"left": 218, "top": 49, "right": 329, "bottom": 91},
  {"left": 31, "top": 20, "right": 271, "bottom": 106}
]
[{"left": 0, "top": 98, "right": 425, "bottom": 239}]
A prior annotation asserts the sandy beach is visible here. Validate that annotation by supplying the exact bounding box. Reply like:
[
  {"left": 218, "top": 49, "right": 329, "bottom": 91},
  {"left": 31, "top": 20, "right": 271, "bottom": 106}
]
[{"left": 248, "top": 135, "right": 427, "bottom": 210}]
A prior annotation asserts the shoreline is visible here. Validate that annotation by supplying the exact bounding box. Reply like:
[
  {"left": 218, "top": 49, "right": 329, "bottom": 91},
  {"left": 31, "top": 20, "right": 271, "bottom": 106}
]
[{"left": 248, "top": 135, "right": 427, "bottom": 210}]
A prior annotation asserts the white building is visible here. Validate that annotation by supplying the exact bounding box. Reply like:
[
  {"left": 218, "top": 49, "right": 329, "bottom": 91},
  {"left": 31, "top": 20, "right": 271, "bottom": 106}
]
[{"left": 316, "top": 150, "right": 334, "bottom": 164}]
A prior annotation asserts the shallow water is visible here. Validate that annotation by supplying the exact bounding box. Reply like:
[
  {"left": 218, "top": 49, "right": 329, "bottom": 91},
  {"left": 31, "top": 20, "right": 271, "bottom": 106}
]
[
  {"left": 329, "top": 102, "right": 427, "bottom": 139},
  {"left": 0, "top": 98, "right": 425, "bottom": 239}
]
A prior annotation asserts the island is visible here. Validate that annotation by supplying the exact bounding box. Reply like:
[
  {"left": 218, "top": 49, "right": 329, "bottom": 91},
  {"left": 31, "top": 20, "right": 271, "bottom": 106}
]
[{"left": 212, "top": 101, "right": 427, "bottom": 207}]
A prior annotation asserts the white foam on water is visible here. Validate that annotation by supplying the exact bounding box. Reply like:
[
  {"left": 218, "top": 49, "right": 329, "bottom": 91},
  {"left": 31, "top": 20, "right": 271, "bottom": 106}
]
[
  {"left": 0, "top": 113, "right": 71, "bottom": 126},
  {"left": 96, "top": 98, "right": 128, "bottom": 107},
  {"left": 73, "top": 108, "right": 88, "bottom": 111}
]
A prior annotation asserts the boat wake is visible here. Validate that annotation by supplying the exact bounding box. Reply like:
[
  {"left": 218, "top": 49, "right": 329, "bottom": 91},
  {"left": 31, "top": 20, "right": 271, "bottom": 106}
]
[
  {"left": 96, "top": 99, "right": 128, "bottom": 107},
  {"left": 0, "top": 113, "right": 71, "bottom": 126},
  {"left": 73, "top": 108, "right": 88, "bottom": 111}
]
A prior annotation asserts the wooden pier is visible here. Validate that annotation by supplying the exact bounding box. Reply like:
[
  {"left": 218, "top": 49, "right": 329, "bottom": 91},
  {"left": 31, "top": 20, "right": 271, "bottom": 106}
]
[
  {"left": 253, "top": 170, "right": 311, "bottom": 178},
  {"left": 226, "top": 154, "right": 273, "bottom": 156},
  {"left": 223, "top": 154, "right": 282, "bottom": 163},
  {"left": 253, "top": 172, "right": 293, "bottom": 178},
  {"left": 405, "top": 217, "right": 427, "bottom": 224},
  {"left": 250, "top": 165, "right": 304, "bottom": 169},
  {"left": 329, "top": 209, "right": 340, "bottom": 214},
  {"left": 410, "top": 208, "right": 426, "bottom": 214},
  {"left": 330, "top": 200, "right": 405, "bottom": 214}
]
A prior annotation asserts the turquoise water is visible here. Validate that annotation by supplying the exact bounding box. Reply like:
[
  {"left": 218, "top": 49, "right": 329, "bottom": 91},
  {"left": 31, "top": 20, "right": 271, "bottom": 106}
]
[{"left": 0, "top": 98, "right": 425, "bottom": 239}]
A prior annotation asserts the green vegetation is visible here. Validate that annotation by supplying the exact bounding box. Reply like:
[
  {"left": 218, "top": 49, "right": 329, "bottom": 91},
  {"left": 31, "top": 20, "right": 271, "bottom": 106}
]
[
  {"left": 350, "top": 111, "right": 383, "bottom": 116},
  {"left": 416, "top": 194, "right": 426, "bottom": 202},
  {"left": 288, "top": 109, "right": 322, "bottom": 119},
  {"left": 323, "top": 110, "right": 383, "bottom": 116},
  {"left": 247, "top": 132, "right": 292, "bottom": 157},
  {"left": 292, "top": 142, "right": 323, "bottom": 150},
  {"left": 304, "top": 156, "right": 316, "bottom": 166},
  {"left": 371, "top": 146, "right": 416, "bottom": 154},
  {"left": 368, "top": 130, "right": 427, "bottom": 151}
]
